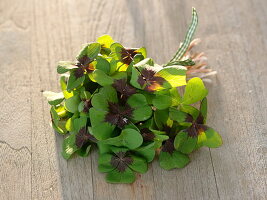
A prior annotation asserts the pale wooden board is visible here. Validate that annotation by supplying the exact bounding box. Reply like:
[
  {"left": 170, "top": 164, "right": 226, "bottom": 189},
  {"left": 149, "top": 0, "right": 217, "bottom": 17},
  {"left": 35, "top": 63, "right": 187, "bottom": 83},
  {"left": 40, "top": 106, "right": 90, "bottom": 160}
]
[{"left": 0, "top": 0, "right": 266, "bottom": 199}]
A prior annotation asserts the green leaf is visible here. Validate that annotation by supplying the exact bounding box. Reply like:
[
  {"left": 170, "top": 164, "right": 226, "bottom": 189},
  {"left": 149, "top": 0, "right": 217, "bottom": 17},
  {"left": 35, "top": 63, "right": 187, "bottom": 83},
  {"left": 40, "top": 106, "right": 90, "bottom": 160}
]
[
  {"left": 159, "top": 151, "right": 190, "bottom": 170},
  {"left": 98, "top": 86, "right": 118, "bottom": 102},
  {"left": 169, "top": 87, "right": 182, "bottom": 105},
  {"left": 50, "top": 106, "right": 68, "bottom": 132},
  {"left": 126, "top": 94, "right": 152, "bottom": 121},
  {"left": 182, "top": 77, "right": 208, "bottom": 105},
  {"left": 56, "top": 105, "right": 68, "bottom": 118},
  {"left": 128, "top": 66, "right": 141, "bottom": 89},
  {"left": 180, "top": 105, "right": 199, "bottom": 120},
  {"left": 169, "top": 108, "right": 191, "bottom": 126},
  {"left": 123, "top": 122, "right": 139, "bottom": 131},
  {"left": 138, "top": 91, "right": 154, "bottom": 105},
  {"left": 77, "top": 145, "right": 91, "bottom": 157},
  {"left": 149, "top": 129, "right": 169, "bottom": 148},
  {"left": 76, "top": 43, "right": 101, "bottom": 60},
  {"left": 168, "top": 8, "right": 198, "bottom": 62},
  {"left": 89, "top": 69, "right": 114, "bottom": 86},
  {"left": 91, "top": 86, "right": 117, "bottom": 111},
  {"left": 121, "top": 129, "right": 143, "bottom": 149},
  {"left": 80, "top": 90, "right": 91, "bottom": 100},
  {"left": 152, "top": 94, "right": 172, "bottom": 110},
  {"left": 67, "top": 72, "right": 85, "bottom": 91},
  {"left": 135, "top": 143, "right": 156, "bottom": 162},
  {"left": 200, "top": 97, "right": 207, "bottom": 123},
  {"left": 43, "top": 91, "right": 64, "bottom": 105},
  {"left": 57, "top": 61, "right": 77, "bottom": 74},
  {"left": 97, "top": 35, "right": 114, "bottom": 48},
  {"left": 60, "top": 76, "right": 73, "bottom": 99},
  {"left": 156, "top": 66, "right": 187, "bottom": 88},
  {"left": 76, "top": 44, "right": 88, "bottom": 60},
  {"left": 135, "top": 57, "right": 154, "bottom": 67},
  {"left": 95, "top": 57, "right": 110, "bottom": 74},
  {"left": 152, "top": 88, "right": 181, "bottom": 109},
  {"left": 154, "top": 135, "right": 169, "bottom": 149},
  {"left": 100, "top": 136, "right": 121, "bottom": 146},
  {"left": 109, "top": 146, "right": 129, "bottom": 154},
  {"left": 89, "top": 108, "right": 115, "bottom": 140},
  {"left": 109, "top": 59, "right": 118, "bottom": 74},
  {"left": 202, "top": 127, "right": 222, "bottom": 148},
  {"left": 152, "top": 87, "right": 181, "bottom": 110},
  {"left": 73, "top": 117, "right": 87, "bottom": 132},
  {"left": 139, "top": 148, "right": 155, "bottom": 162},
  {"left": 98, "top": 153, "right": 115, "bottom": 172},
  {"left": 50, "top": 106, "right": 59, "bottom": 124},
  {"left": 133, "top": 54, "right": 145, "bottom": 65},
  {"left": 169, "top": 108, "right": 189, "bottom": 123},
  {"left": 78, "top": 101, "right": 85, "bottom": 112},
  {"left": 62, "top": 133, "right": 78, "bottom": 160},
  {"left": 58, "top": 120, "right": 69, "bottom": 133},
  {"left": 132, "top": 106, "right": 152, "bottom": 122},
  {"left": 136, "top": 118, "right": 153, "bottom": 129},
  {"left": 110, "top": 43, "right": 124, "bottom": 60},
  {"left": 102, "top": 128, "right": 143, "bottom": 150},
  {"left": 65, "top": 95, "right": 80, "bottom": 113},
  {"left": 97, "top": 143, "right": 111, "bottom": 154},
  {"left": 87, "top": 43, "right": 101, "bottom": 59},
  {"left": 135, "top": 47, "right": 147, "bottom": 58},
  {"left": 91, "top": 93, "right": 109, "bottom": 111},
  {"left": 52, "top": 121, "right": 67, "bottom": 134},
  {"left": 111, "top": 71, "right": 127, "bottom": 80},
  {"left": 154, "top": 109, "right": 172, "bottom": 130},
  {"left": 106, "top": 168, "right": 135, "bottom": 184},
  {"left": 51, "top": 105, "right": 68, "bottom": 134},
  {"left": 65, "top": 115, "right": 77, "bottom": 132},
  {"left": 128, "top": 155, "right": 148, "bottom": 173},
  {"left": 196, "top": 130, "right": 206, "bottom": 149},
  {"left": 174, "top": 131, "right": 197, "bottom": 154},
  {"left": 110, "top": 42, "right": 135, "bottom": 71}
]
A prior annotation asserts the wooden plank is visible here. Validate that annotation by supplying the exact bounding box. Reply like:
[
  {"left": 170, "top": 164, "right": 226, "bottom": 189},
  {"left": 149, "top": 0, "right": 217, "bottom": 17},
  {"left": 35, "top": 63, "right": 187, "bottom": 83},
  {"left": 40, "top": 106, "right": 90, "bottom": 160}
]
[
  {"left": 29, "top": 0, "right": 67, "bottom": 199},
  {"left": 0, "top": 0, "right": 266, "bottom": 199},
  {"left": 0, "top": 143, "right": 31, "bottom": 200},
  {"left": 0, "top": 0, "right": 33, "bottom": 199},
  {"left": 203, "top": 0, "right": 267, "bottom": 199}
]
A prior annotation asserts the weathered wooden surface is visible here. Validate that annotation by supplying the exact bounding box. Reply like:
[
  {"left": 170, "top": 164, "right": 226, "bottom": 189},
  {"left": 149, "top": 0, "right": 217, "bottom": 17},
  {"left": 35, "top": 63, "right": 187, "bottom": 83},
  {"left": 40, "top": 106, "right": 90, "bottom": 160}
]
[{"left": 0, "top": 0, "right": 266, "bottom": 199}]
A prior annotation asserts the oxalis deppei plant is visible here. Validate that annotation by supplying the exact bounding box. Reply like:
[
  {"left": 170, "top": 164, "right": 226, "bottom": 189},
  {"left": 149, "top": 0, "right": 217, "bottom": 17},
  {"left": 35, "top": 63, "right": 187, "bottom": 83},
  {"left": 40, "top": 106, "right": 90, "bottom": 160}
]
[{"left": 44, "top": 8, "right": 222, "bottom": 184}]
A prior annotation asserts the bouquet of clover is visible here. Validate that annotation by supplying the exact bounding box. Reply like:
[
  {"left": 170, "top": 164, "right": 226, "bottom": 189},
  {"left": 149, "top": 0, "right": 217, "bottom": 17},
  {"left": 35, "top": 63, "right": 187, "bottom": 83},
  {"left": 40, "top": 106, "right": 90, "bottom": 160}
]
[{"left": 44, "top": 8, "right": 222, "bottom": 183}]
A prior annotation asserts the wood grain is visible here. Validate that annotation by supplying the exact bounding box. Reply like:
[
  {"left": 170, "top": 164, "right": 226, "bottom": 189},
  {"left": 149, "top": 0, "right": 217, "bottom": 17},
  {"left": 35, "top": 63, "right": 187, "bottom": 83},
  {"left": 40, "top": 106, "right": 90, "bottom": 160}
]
[{"left": 0, "top": 0, "right": 266, "bottom": 199}]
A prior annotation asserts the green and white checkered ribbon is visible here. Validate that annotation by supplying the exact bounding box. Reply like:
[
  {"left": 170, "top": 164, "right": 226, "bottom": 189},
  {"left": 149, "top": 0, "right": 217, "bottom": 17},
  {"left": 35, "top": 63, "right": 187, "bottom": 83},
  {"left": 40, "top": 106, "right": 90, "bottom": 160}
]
[{"left": 169, "top": 8, "right": 198, "bottom": 63}]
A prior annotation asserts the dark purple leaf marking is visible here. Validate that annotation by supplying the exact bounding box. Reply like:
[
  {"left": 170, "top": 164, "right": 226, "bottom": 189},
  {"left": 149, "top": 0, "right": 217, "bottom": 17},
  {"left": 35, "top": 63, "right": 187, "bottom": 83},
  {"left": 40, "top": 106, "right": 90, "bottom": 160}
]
[
  {"left": 110, "top": 151, "right": 133, "bottom": 172},
  {"left": 75, "top": 127, "right": 97, "bottom": 148},
  {"left": 140, "top": 128, "right": 155, "bottom": 142},
  {"left": 74, "top": 55, "right": 94, "bottom": 78},
  {"left": 82, "top": 99, "right": 92, "bottom": 113},
  {"left": 162, "top": 138, "right": 175, "bottom": 154},
  {"left": 184, "top": 113, "right": 208, "bottom": 137},
  {"left": 120, "top": 48, "right": 137, "bottom": 65},
  {"left": 137, "top": 68, "right": 165, "bottom": 92},
  {"left": 104, "top": 102, "right": 133, "bottom": 128},
  {"left": 112, "top": 79, "right": 136, "bottom": 97}
]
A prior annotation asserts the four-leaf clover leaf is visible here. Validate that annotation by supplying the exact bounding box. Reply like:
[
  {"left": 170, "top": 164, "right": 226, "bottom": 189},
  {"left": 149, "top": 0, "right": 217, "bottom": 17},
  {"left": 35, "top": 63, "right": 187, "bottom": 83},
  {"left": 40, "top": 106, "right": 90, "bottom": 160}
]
[{"left": 98, "top": 147, "right": 148, "bottom": 183}]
